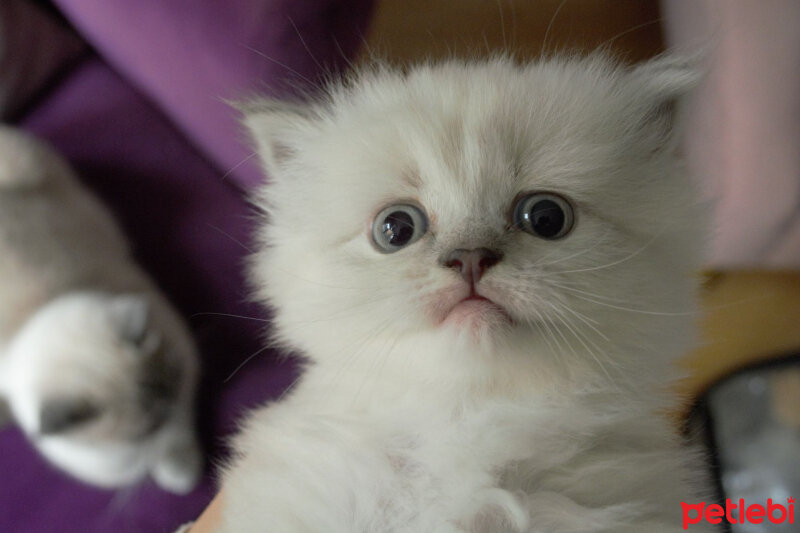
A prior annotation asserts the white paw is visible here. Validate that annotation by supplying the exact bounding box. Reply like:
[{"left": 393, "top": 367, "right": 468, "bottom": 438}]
[{"left": 152, "top": 439, "right": 203, "bottom": 494}]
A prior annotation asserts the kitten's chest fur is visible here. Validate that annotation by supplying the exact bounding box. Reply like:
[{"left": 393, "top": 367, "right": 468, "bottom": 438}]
[
  {"left": 229, "top": 364, "right": 692, "bottom": 532},
  {"left": 225, "top": 54, "right": 713, "bottom": 532}
]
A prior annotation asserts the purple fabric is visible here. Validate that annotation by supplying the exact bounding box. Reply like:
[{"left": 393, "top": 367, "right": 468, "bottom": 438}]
[
  {"left": 51, "top": 0, "right": 373, "bottom": 189},
  {"left": 0, "top": 1, "right": 372, "bottom": 531},
  {"left": 0, "top": 0, "right": 87, "bottom": 119}
]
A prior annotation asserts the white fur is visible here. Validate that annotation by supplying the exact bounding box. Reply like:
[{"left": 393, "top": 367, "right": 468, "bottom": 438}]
[
  {"left": 0, "top": 127, "right": 201, "bottom": 493},
  {"left": 221, "top": 55, "right": 714, "bottom": 532}
]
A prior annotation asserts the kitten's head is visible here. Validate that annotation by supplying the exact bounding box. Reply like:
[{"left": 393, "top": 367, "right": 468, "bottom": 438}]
[
  {"left": 245, "top": 55, "right": 704, "bottom": 386},
  {"left": 0, "top": 291, "right": 198, "bottom": 491}
]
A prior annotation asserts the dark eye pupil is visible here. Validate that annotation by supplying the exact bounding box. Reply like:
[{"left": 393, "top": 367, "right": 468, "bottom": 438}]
[
  {"left": 530, "top": 200, "right": 565, "bottom": 238},
  {"left": 382, "top": 211, "right": 415, "bottom": 246}
]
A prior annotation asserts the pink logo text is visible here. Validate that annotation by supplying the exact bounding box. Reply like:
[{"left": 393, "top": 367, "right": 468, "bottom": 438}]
[{"left": 681, "top": 498, "right": 795, "bottom": 530}]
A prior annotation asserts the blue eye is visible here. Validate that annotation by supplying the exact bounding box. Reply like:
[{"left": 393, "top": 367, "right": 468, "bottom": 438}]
[
  {"left": 513, "top": 193, "right": 574, "bottom": 239},
  {"left": 372, "top": 204, "right": 428, "bottom": 253}
]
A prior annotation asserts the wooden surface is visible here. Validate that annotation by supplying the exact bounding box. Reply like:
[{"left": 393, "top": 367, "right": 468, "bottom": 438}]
[
  {"left": 680, "top": 272, "right": 800, "bottom": 401},
  {"left": 363, "top": 0, "right": 665, "bottom": 64}
]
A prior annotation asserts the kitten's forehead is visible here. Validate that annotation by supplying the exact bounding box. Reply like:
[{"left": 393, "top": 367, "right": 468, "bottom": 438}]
[
  {"left": 264, "top": 55, "right": 692, "bottom": 244},
  {"left": 322, "top": 70, "right": 619, "bottom": 229},
  {"left": 410, "top": 122, "right": 520, "bottom": 227}
]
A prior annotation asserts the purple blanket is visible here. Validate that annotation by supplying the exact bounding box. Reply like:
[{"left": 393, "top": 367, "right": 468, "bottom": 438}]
[{"left": 0, "top": 1, "right": 372, "bottom": 531}]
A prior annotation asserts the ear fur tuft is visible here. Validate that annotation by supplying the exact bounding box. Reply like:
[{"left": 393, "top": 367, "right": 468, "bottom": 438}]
[
  {"left": 629, "top": 53, "right": 703, "bottom": 101},
  {"left": 628, "top": 54, "right": 703, "bottom": 147},
  {"left": 238, "top": 98, "right": 319, "bottom": 178}
]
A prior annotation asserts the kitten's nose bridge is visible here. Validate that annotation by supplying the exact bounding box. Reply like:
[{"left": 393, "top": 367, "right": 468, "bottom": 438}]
[{"left": 441, "top": 248, "right": 503, "bottom": 284}]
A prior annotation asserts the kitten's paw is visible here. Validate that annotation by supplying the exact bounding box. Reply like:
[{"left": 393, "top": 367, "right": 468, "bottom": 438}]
[
  {"left": 0, "top": 128, "right": 47, "bottom": 188},
  {"left": 152, "top": 438, "right": 203, "bottom": 494},
  {"left": 469, "top": 488, "right": 529, "bottom": 533}
]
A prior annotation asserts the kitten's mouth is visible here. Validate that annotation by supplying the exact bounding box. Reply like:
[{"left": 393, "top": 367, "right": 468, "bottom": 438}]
[
  {"left": 462, "top": 294, "right": 493, "bottom": 304},
  {"left": 440, "top": 291, "right": 512, "bottom": 328}
]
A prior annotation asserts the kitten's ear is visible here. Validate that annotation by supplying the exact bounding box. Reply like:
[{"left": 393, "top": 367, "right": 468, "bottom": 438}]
[
  {"left": 108, "top": 294, "right": 151, "bottom": 347},
  {"left": 238, "top": 99, "right": 319, "bottom": 177},
  {"left": 39, "top": 397, "right": 101, "bottom": 435},
  {"left": 628, "top": 54, "right": 703, "bottom": 143},
  {"left": 630, "top": 54, "right": 702, "bottom": 100}
]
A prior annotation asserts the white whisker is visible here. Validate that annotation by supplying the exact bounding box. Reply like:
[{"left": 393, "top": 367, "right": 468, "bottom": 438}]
[
  {"left": 548, "top": 281, "right": 629, "bottom": 305},
  {"left": 224, "top": 343, "right": 272, "bottom": 383},
  {"left": 192, "top": 311, "right": 268, "bottom": 322},
  {"left": 549, "top": 303, "right": 618, "bottom": 384},
  {"left": 288, "top": 17, "right": 325, "bottom": 73},
  {"left": 242, "top": 44, "right": 317, "bottom": 87},
  {"left": 557, "top": 231, "right": 663, "bottom": 275},
  {"left": 558, "top": 304, "right": 609, "bottom": 341},
  {"left": 565, "top": 293, "right": 697, "bottom": 316},
  {"left": 207, "top": 224, "right": 254, "bottom": 253},
  {"left": 542, "top": 0, "right": 569, "bottom": 55},
  {"left": 220, "top": 152, "right": 257, "bottom": 181}
]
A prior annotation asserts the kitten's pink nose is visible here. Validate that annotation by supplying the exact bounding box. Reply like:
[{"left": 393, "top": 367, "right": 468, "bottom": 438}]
[{"left": 442, "top": 248, "right": 502, "bottom": 284}]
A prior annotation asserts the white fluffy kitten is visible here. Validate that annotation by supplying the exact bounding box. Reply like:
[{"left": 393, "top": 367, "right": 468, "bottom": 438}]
[
  {"left": 0, "top": 127, "right": 201, "bottom": 493},
  {"left": 220, "top": 55, "right": 713, "bottom": 532}
]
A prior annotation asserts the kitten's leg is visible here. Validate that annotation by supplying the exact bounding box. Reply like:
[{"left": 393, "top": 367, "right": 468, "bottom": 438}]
[
  {"left": 152, "top": 422, "right": 203, "bottom": 494},
  {"left": 218, "top": 408, "right": 397, "bottom": 533},
  {"left": 0, "top": 127, "right": 48, "bottom": 188}
]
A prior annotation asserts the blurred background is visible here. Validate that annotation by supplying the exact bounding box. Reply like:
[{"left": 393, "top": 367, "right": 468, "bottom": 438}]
[{"left": 0, "top": 1, "right": 798, "bottom": 532}]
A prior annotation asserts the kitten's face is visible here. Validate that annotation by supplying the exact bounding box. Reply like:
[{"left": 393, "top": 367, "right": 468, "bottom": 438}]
[
  {"left": 247, "top": 56, "right": 703, "bottom": 376},
  {"left": 0, "top": 292, "right": 184, "bottom": 487}
]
